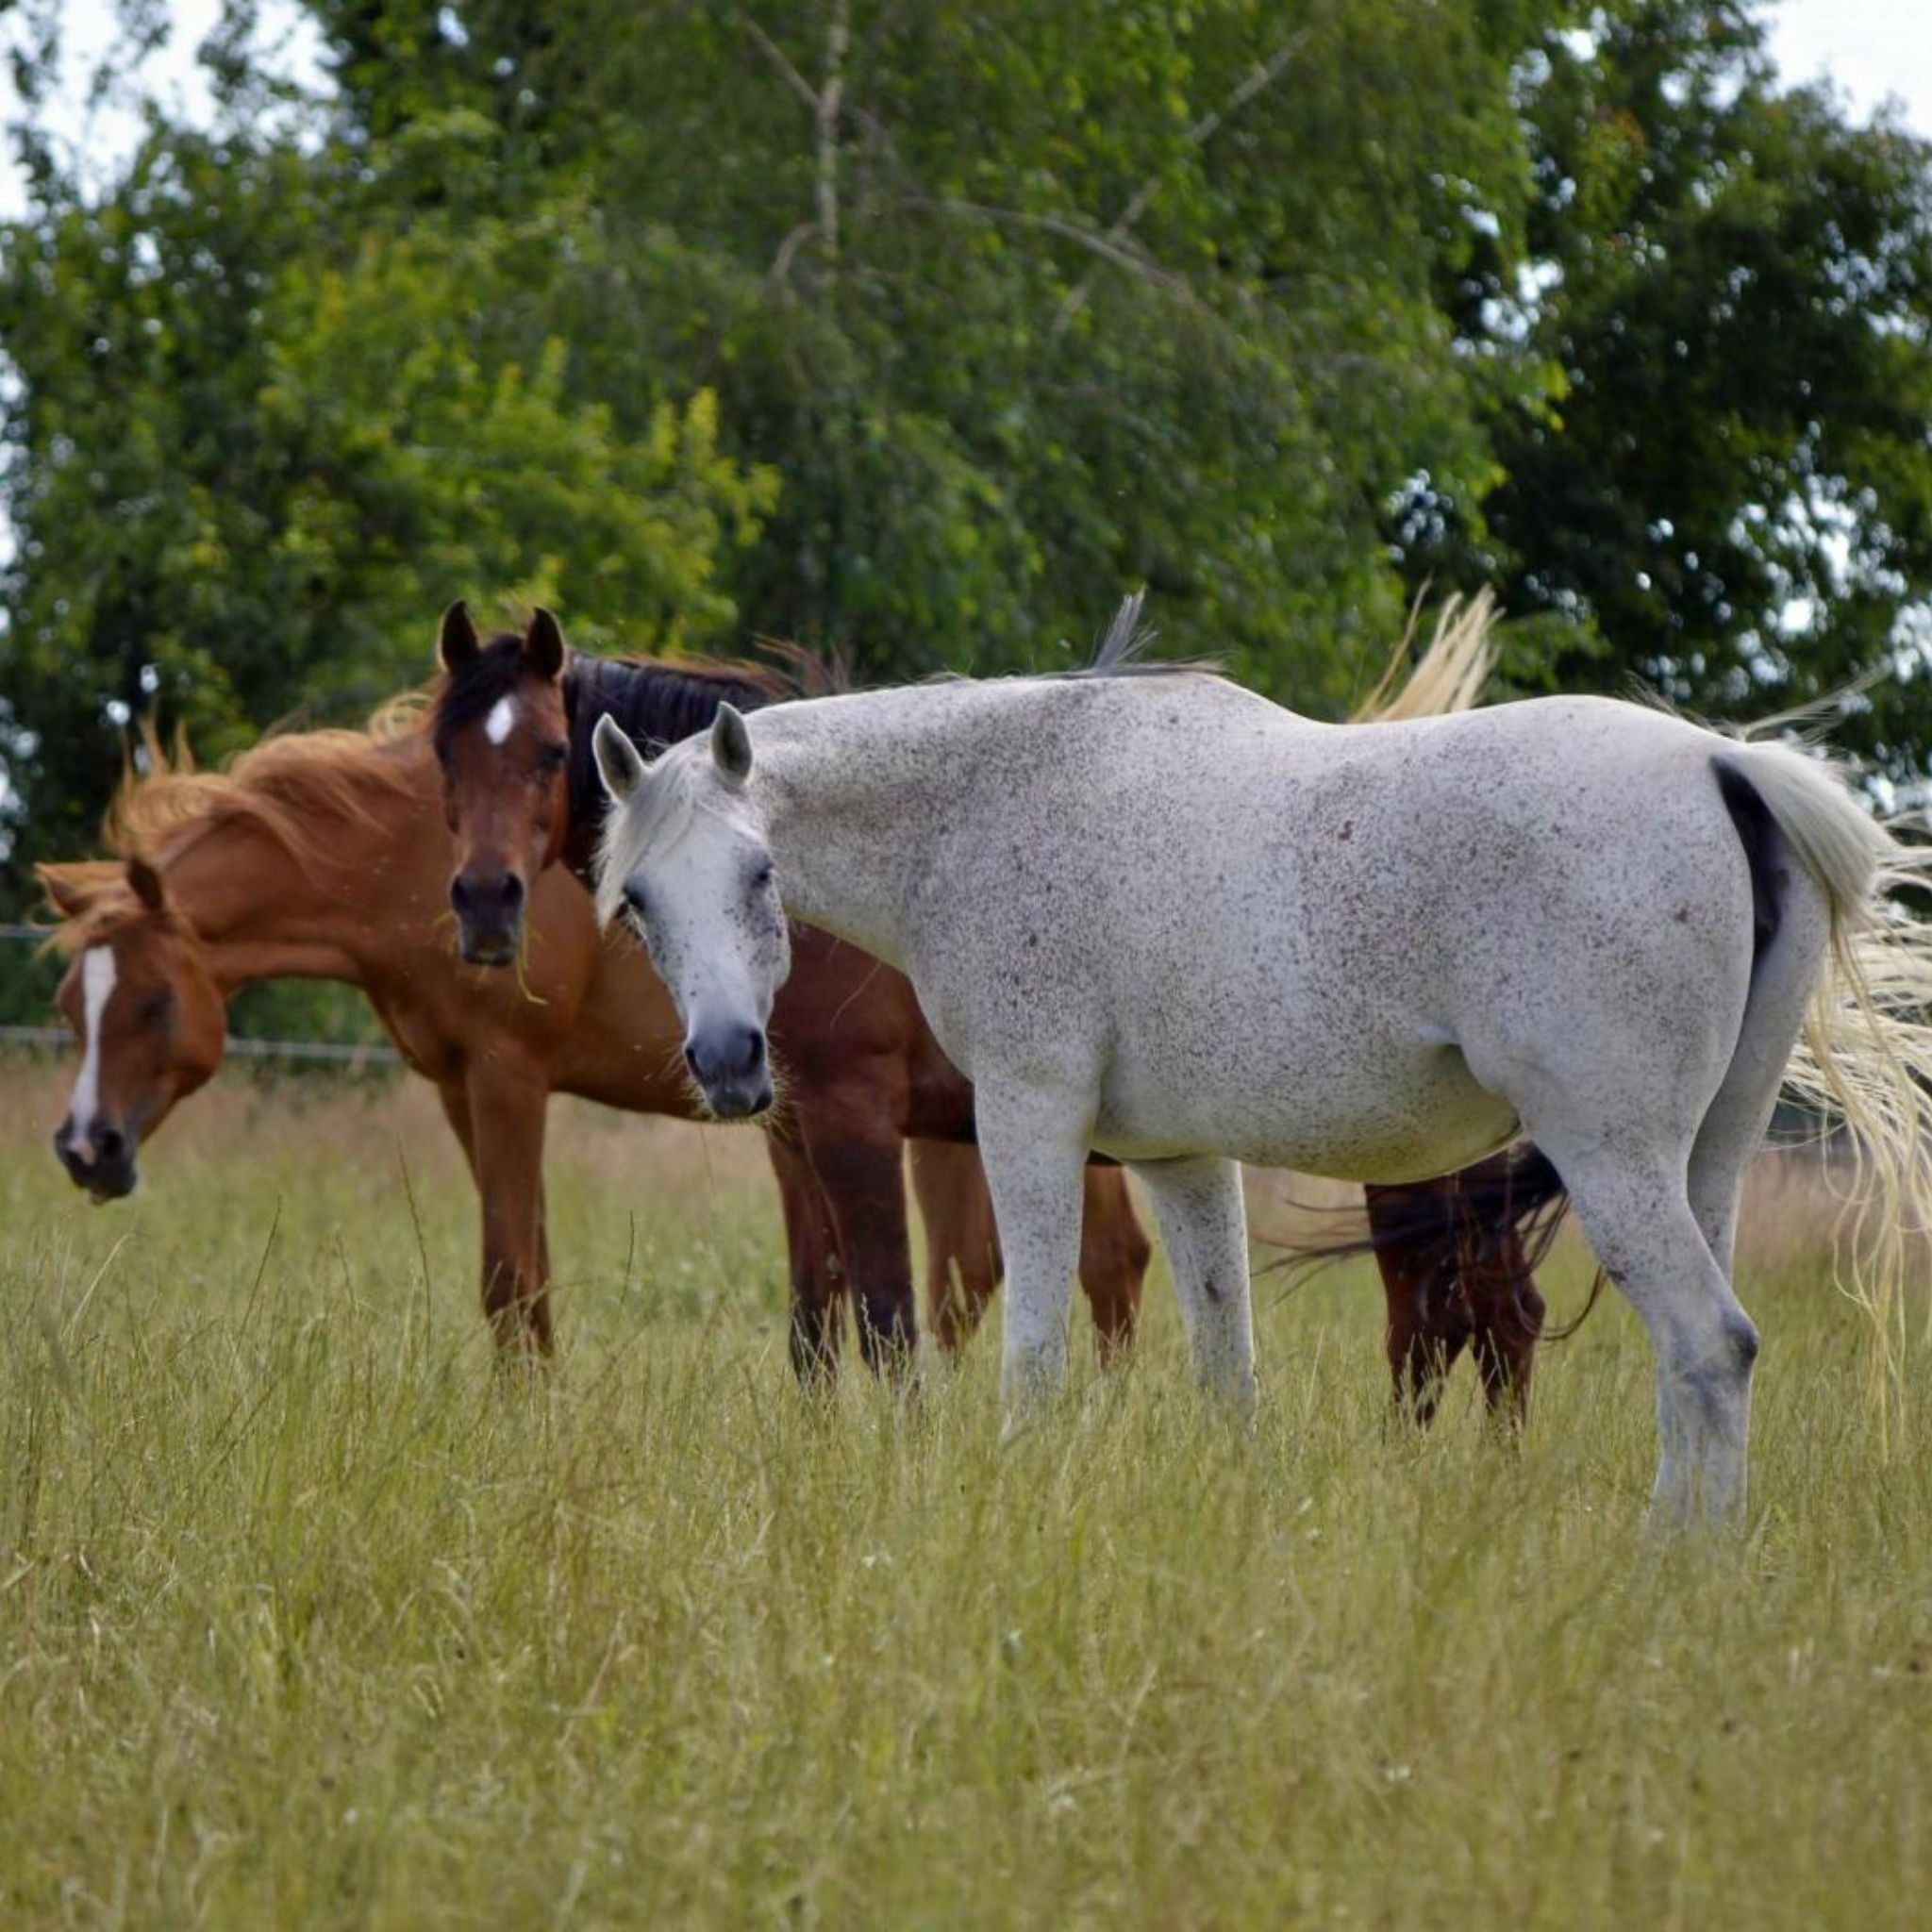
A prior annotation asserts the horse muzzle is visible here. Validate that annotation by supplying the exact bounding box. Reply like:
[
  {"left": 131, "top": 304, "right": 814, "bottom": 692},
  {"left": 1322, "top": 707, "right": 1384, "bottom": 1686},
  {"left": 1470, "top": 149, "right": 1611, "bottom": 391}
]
[
  {"left": 450, "top": 869, "right": 526, "bottom": 968},
  {"left": 685, "top": 1024, "right": 774, "bottom": 1121},
  {"left": 54, "top": 1119, "right": 139, "bottom": 1203}
]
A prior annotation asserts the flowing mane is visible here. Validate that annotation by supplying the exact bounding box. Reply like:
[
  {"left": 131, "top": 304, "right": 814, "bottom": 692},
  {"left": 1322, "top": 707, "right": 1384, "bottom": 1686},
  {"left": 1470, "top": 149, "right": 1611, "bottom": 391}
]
[{"left": 38, "top": 709, "right": 429, "bottom": 950}]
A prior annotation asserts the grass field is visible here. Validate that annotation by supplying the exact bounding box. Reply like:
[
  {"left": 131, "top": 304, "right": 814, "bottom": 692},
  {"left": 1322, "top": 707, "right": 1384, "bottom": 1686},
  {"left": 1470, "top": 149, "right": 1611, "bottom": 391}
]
[{"left": 3, "top": 1056, "right": 1931, "bottom": 1927}]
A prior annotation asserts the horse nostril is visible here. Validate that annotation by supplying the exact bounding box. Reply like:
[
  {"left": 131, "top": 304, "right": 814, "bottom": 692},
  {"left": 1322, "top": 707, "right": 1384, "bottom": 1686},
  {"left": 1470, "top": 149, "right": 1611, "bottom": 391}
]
[
  {"left": 687, "top": 1028, "right": 766, "bottom": 1086},
  {"left": 452, "top": 871, "right": 521, "bottom": 924},
  {"left": 94, "top": 1124, "right": 125, "bottom": 1165}
]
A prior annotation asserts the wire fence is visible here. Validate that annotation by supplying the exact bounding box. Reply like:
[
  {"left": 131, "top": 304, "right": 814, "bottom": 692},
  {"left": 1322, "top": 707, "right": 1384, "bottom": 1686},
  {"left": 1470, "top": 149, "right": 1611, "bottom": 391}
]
[{"left": 0, "top": 925, "right": 402, "bottom": 1069}]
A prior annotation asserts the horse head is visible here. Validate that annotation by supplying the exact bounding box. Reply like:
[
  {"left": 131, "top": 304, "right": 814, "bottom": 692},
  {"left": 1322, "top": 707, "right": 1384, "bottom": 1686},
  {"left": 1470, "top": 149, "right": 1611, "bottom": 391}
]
[
  {"left": 40, "top": 858, "right": 227, "bottom": 1200},
  {"left": 431, "top": 602, "right": 572, "bottom": 967},
  {"left": 591, "top": 706, "right": 787, "bottom": 1121}
]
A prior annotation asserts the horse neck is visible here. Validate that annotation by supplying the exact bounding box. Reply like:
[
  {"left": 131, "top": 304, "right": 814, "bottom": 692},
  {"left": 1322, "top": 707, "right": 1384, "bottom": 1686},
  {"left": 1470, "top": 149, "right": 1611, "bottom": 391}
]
[
  {"left": 152, "top": 738, "right": 438, "bottom": 992},
  {"left": 750, "top": 688, "right": 986, "bottom": 968}
]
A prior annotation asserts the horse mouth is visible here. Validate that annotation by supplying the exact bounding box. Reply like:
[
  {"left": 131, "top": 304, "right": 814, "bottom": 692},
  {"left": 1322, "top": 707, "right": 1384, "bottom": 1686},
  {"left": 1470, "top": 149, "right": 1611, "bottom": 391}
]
[
  {"left": 703, "top": 1079, "right": 774, "bottom": 1123},
  {"left": 458, "top": 930, "right": 521, "bottom": 969},
  {"left": 75, "top": 1162, "right": 137, "bottom": 1204}
]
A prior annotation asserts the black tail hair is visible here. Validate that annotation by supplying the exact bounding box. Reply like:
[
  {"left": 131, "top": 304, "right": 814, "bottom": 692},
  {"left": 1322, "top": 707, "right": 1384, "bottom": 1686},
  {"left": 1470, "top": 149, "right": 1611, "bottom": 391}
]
[{"left": 1263, "top": 1144, "right": 1599, "bottom": 1341}]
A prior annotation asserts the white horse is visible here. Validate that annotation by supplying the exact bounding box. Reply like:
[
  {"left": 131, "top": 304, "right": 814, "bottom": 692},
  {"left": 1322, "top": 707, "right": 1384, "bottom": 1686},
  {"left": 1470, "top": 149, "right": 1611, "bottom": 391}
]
[{"left": 591, "top": 603, "right": 1932, "bottom": 1523}]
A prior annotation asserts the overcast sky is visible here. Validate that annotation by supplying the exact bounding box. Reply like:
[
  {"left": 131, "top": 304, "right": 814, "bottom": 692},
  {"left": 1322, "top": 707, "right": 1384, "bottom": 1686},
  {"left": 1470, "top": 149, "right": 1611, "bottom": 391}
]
[{"left": 1766, "top": 0, "right": 1932, "bottom": 130}]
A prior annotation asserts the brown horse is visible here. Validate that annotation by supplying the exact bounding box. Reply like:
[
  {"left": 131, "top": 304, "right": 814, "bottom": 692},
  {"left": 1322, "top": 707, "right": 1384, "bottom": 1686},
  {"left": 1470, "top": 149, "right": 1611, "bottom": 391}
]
[
  {"left": 425, "top": 603, "right": 1148, "bottom": 1372},
  {"left": 429, "top": 606, "right": 1569, "bottom": 1419},
  {"left": 39, "top": 712, "right": 1151, "bottom": 1370}
]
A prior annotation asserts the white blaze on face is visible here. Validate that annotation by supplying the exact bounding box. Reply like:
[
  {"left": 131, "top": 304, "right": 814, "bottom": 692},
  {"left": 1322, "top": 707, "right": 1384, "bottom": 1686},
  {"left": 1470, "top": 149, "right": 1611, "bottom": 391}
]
[
  {"left": 485, "top": 696, "right": 518, "bottom": 745},
  {"left": 68, "top": 943, "right": 118, "bottom": 1158}
]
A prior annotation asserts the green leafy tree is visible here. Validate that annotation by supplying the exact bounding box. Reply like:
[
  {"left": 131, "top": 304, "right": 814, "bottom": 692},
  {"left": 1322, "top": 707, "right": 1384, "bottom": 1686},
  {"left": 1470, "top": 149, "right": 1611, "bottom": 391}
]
[
  {"left": 293, "top": 0, "right": 1565, "bottom": 697},
  {"left": 8, "top": 0, "right": 1932, "bottom": 923},
  {"left": 0, "top": 23, "right": 776, "bottom": 889},
  {"left": 1421, "top": 3, "right": 1932, "bottom": 772}
]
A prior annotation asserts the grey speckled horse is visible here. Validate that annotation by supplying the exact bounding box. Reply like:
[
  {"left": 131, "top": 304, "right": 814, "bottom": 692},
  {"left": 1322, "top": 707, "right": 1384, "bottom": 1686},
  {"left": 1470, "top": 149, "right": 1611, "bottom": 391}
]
[{"left": 591, "top": 603, "right": 1932, "bottom": 1524}]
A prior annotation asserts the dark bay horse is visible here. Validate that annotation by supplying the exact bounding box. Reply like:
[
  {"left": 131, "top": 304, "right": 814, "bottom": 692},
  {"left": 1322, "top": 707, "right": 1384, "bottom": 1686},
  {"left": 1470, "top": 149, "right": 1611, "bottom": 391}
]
[
  {"left": 39, "top": 713, "right": 1150, "bottom": 1367},
  {"left": 431, "top": 606, "right": 1567, "bottom": 1420},
  {"left": 428, "top": 604, "right": 1148, "bottom": 1373}
]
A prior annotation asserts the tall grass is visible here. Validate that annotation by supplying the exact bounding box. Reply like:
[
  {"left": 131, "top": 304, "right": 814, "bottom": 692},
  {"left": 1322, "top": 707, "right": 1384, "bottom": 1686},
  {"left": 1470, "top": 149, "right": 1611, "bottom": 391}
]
[{"left": 2, "top": 1060, "right": 1929, "bottom": 1926}]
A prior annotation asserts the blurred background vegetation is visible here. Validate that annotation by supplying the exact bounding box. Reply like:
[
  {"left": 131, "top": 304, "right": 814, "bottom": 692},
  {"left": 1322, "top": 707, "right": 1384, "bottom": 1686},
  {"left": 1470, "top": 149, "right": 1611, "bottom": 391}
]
[{"left": 3, "top": 1, "right": 1932, "bottom": 1033}]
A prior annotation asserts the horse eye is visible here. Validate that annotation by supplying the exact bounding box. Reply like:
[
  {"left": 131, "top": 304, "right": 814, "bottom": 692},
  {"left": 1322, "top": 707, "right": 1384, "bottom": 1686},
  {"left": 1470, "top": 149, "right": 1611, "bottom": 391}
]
[
  {"left": 751, "top": 864, "right": 774, "bottom": 891},
  {"left": 538, "top": 742, "right": 567, "bottom": 772},
  {"left": 138, "top": 990, "right": 174, "bottom": 1027},
  {"left": 625, "top": 884, "right": 650, "bottom": 923}
]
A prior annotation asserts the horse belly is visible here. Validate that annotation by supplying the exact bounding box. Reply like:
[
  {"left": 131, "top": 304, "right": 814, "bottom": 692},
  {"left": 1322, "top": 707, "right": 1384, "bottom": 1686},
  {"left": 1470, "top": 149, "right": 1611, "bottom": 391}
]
[{"left": 1092, "top": 1025, "right": 1520, "bottom": 1184}]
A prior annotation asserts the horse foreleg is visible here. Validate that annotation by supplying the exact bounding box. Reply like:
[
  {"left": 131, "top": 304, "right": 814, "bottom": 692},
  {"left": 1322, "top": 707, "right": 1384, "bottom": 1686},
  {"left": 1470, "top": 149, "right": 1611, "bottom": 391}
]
[
  {"left": 436, "top": 1081, "right": 480, "bottom": 1184},
  {"left": 1077, "top": 1165, "right": 1150, "bottom": 1367},
  {"left": 764, "top": 1126, "right": 845, "bottom": 1384},
  {"left": 908, "top": 1139, "right": 1001, "bottom": 1353},
  {"left": 796, "top": 1093, "right": 917, "bottom": 1379},
  {"left": 464, "top": 1057, "right": 554, "bottom": 1358},
  {"left": 975, "top": 1086, "right": 1092, "bottom": 1414}
]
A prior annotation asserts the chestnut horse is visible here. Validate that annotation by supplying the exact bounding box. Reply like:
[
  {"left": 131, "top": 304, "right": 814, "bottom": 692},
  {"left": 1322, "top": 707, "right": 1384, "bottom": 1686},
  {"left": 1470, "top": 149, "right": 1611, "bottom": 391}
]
[
  {"left": 430, "top": 605, "right": 1566, "bottom": 1419},
  {"left": 40, "top": 713, "right": 1150, "bottom": 1371}
]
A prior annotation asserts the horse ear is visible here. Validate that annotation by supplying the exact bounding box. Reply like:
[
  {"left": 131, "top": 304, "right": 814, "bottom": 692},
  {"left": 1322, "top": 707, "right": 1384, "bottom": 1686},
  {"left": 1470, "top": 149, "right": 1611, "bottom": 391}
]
[
  {"left": 711, "top": 704, "right": 754, "bottom": 786},
  {"left": 525, "top": 608, "right": 567, "bottom": 682},
  {"left": 592, "top": 713, "right": 648, "bottom": 803},
  {"left": 37, "top": 865, "right": 94, "bottom": 919},
  {"left": 438, "top": 600, "right": 480, "bottom": 673},
  {"left": 126, "top": 858, "right": 167, "bottom": 912}
]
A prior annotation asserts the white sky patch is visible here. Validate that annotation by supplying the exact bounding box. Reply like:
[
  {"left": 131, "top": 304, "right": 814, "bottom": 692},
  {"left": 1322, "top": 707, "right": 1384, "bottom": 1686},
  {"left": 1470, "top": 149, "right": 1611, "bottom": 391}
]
[
  {"left": 485, "top": 696, "right": 519, "bottom": 745},
  {"left": 1767, "top": 0, "right": 1932, "bottom": 136},
  {"left": 68, "top": 942, "right": 117, "bottom": 1147},
  {"left": 0, "top": 1, "right": 328, "bottom": 221}
]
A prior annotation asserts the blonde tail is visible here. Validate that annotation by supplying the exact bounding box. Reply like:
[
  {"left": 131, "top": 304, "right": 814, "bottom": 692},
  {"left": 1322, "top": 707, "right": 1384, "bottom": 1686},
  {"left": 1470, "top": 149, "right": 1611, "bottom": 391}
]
[
  {"left": 1351, "top": 588, "right": 1500, "bottom": 725},
  {"left": 1732, "top": 740, "right": 1932, "bottom": 1431}
]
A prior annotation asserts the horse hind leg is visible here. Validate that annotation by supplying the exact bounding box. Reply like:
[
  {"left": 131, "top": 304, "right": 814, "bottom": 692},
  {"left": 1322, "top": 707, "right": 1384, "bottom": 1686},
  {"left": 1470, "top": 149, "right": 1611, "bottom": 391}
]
[
  {"left": 1521, "top": 1131, "right": 1754, "bottom": 1525},
  {"left": 1611, "top": 867, "right": 1828, "bottom": 1509},
  {"left": 1127, "top": 1153, "right": 1257, "bottom": 1410}
]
